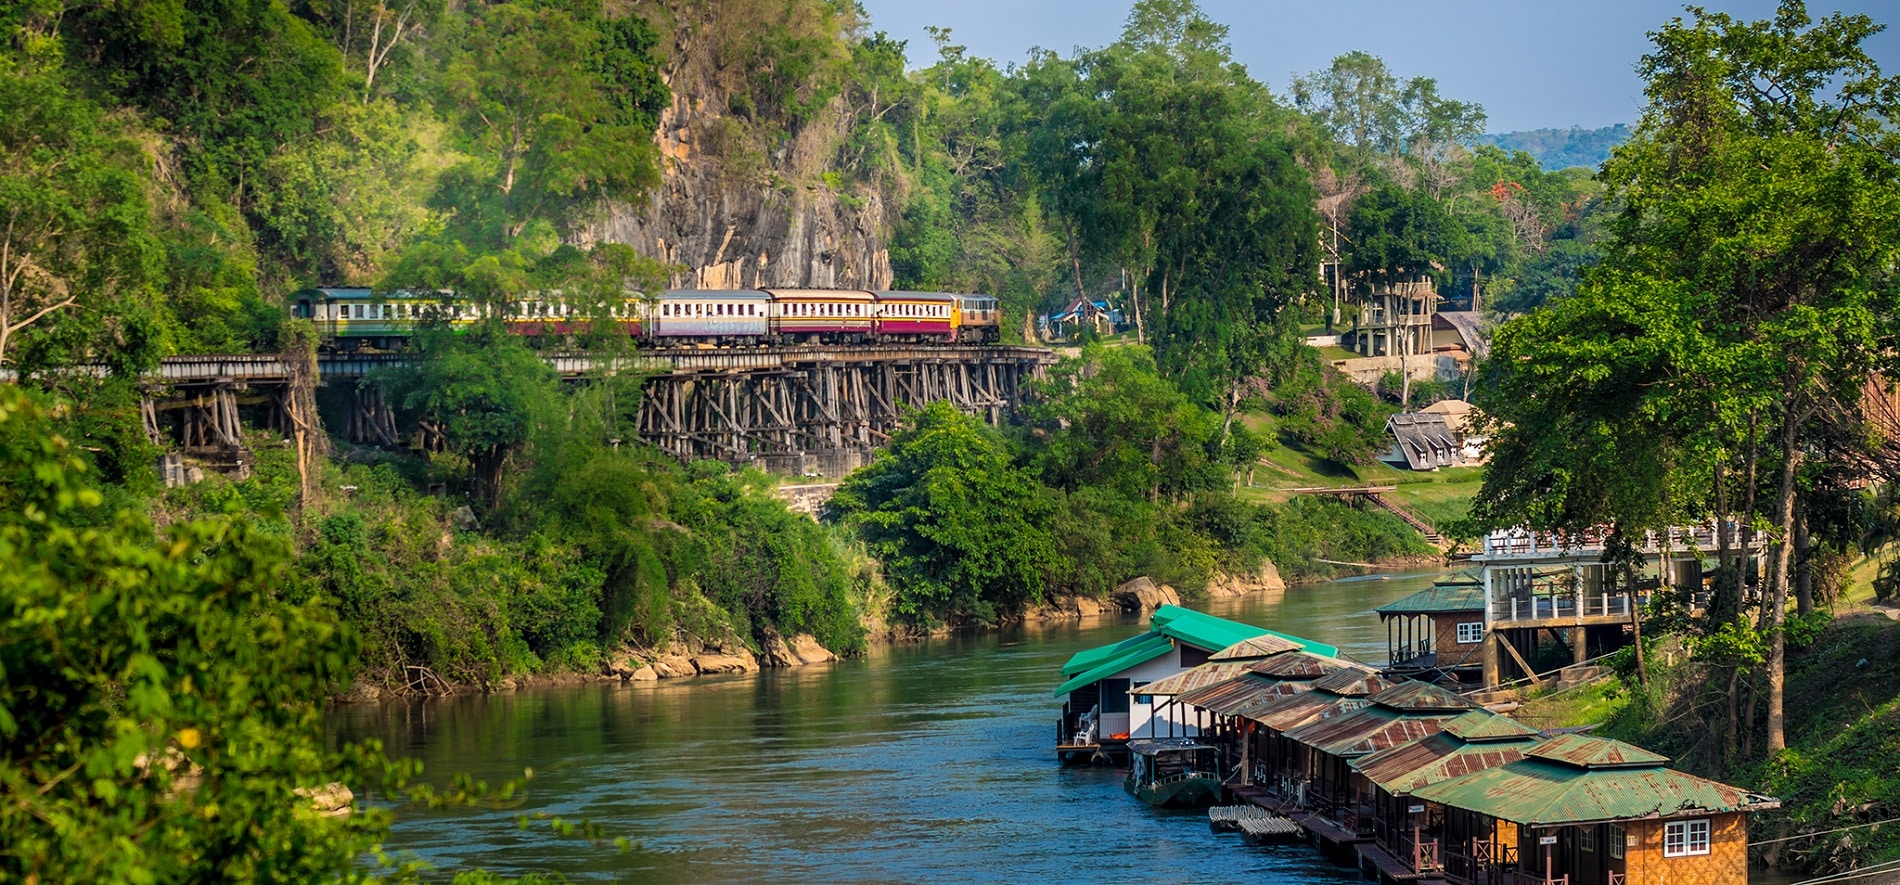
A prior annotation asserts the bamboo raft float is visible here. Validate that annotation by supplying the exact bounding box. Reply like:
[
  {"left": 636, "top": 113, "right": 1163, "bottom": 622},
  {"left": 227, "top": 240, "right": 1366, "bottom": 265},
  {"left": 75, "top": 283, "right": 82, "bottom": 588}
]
[{"left": 1208, "top": 805, "right": 1300, "bottom": 840}]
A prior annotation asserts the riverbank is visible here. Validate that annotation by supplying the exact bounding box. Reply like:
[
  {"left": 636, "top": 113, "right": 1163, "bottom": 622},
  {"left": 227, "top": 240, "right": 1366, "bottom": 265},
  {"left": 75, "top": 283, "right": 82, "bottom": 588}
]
[{"left": 333, "top": 553, "right": 1451, "bottom": 701}]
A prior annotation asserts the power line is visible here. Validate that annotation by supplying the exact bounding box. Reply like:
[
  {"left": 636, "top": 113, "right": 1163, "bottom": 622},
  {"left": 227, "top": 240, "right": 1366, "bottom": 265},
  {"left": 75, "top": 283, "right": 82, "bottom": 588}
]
[
  {"left": 1783, "top": 855, "right": 1900, "bottom": 885},
  {"left": 1751, "top": 817, "right": 1900, "bottom": 847}
]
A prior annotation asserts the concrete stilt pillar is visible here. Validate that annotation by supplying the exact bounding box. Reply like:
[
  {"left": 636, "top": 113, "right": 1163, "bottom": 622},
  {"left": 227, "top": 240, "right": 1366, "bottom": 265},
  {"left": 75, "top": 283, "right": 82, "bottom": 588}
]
[{"left": 1481, "top": 631, "right": 1501, "bottom": 690}]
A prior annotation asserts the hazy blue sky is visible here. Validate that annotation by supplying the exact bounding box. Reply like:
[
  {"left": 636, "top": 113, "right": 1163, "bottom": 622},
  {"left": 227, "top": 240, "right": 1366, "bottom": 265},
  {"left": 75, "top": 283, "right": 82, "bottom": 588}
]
[{"left": 853, "top": 0, "right": 1900, "bottom": 132}]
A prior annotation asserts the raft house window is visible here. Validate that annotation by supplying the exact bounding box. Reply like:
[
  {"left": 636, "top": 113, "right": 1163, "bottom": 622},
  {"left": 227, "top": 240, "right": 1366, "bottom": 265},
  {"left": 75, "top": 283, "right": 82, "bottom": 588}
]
[
  {"left": 1580, "top": 828, "right": 1596, "bottom": 853},
  {"left": 1456, "top": 622, "right": 1484, "bottom": 644},
  {"left": 1664, "top": 819, "right": 1710, "bottom": 857},
  {"left": 1131, "top": 681, "right": 1152, "bottom": 705},
  {"left": 1100, "top": 678, "right": 1131, "bottom": 716},
  {"left": 1609, "top": 826, "right": 1626, "bottom": 860}
]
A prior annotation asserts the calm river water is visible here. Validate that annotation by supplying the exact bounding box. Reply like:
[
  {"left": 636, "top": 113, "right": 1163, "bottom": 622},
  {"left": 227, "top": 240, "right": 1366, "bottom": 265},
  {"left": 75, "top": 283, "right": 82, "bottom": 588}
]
[{"left": 329, "top": 570, "right": 1450, "bottom": 883}]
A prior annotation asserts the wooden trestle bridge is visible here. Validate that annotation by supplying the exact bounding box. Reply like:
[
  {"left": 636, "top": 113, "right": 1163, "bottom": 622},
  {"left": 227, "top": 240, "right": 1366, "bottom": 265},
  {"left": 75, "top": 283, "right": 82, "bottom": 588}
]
[{"left": 136, "top": 345, "right": 1057, "bottom": 478}]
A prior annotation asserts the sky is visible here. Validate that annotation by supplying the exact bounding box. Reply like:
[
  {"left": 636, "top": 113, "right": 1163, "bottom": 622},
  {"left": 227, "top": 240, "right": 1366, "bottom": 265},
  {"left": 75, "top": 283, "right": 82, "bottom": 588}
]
[{"left": 852, "top": 0, "right": 1900, "bottom": 133}]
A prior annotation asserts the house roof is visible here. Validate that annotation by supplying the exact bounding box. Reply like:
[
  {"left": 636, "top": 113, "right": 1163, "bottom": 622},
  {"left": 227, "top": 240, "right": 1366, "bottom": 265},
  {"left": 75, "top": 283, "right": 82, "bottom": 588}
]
[
  {"left": 1243, "top": 691, "right": 1371, "bottom": 732},
  {"left": 1053, "top": 633, "right": 1174, "bottom": 697},
  {"left": 1210, "top": 635, "right": 1303, "bottom": 661},
  {"left": 1309, "top": 668, "right": 1396, "bottom": 697},
  {"left": 1367, "top": 681, "right": 1480, "bottom": 713},
  {"left": 1420, "top": 398, "right": 1477, "bottom": 435},
  {"left": 1351, "top": 720, "right": 1544, "bottom": 795},
  {"left": 1053, "top": 605, "right": 1336, "bottom": 698},
  {"left": 1527, "top": 733, "right": 1668, "bottom": 769},
  {"left": 1387, "top": 412, "right": 1461, "bottom": 470},
  {"left": 1137, "top": 661, "right": 1254, "bottom": 697},
  {"left": 1283, "top": 706, "right": 1459, "bottom": 758},
  {"left": 1409, "top": 756, "right": 1778, "bottom": 825},
  {"left": 1250, "top": 653, "right": 1350, "bottom": 679},
  {"left": 1442, "top": 710, "right": 1543, "bottom": 742},
  {"left": 1177, "top": 673, "right": 1292, "bottom": 715},
  {"left": 1376, "top": 579, "right": 1486, "bottom": 616}
]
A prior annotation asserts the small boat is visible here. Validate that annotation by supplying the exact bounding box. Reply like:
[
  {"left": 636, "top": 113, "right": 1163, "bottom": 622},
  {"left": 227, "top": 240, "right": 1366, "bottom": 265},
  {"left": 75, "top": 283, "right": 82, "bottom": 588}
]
[{"left": 1124, "top": 738, "right": 1224, "bottom": 808}]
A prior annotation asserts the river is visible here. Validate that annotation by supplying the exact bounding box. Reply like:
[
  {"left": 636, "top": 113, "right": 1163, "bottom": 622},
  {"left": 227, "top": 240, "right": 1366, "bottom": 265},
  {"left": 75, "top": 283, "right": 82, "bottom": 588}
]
[{"left": 328, "top": 570, "right": 1451, "bottom": 883}]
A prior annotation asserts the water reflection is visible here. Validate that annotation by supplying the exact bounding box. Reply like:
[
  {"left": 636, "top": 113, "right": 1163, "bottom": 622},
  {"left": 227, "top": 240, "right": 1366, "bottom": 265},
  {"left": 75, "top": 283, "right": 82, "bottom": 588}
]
[{"left": 330, "top": 571, "right": 1450, "bottom": 882}]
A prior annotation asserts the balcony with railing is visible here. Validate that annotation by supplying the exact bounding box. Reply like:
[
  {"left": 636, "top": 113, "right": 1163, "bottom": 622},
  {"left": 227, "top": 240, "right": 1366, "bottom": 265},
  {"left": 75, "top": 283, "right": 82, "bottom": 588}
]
[
  {"left": 1491, "top": 592, "right": 1638, "bottom": 625},
  {"left": 1479, "top": 521, "right": 1760, "bottom": 560}
]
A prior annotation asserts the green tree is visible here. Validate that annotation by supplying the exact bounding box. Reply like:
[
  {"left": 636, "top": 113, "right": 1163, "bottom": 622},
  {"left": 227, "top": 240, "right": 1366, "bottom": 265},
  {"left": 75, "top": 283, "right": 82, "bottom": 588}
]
[
  {"left": 830, "top": 401, "right": 1060, "bottom": 626},
  {"left": 443, "top": 3, "right": 667, "bottom": 241},
  {"left": 1476, "top": 1, "right": 1900, "bottom": 757},
  {"left": 387, "top": 324, "right": 557, "bottom": 507},
  {"left": 0, "top": 386, "right": 403, "bottom": 880},
  {"left": 0, "top": 62, "right": 162, "bottom": 373}
]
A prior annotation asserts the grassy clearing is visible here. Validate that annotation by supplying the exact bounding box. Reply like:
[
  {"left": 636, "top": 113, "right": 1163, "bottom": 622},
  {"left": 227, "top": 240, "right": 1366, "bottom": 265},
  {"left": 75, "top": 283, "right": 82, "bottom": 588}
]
[
  {"left": 1314, "top": 344, "right": 1358, "bottom": 361},
  {"left": 1237, "top": 410, "right": 1480, "bottom": 529},
  {"left": 1513, "top": 678, "right": 1631, "bottom": 728}
]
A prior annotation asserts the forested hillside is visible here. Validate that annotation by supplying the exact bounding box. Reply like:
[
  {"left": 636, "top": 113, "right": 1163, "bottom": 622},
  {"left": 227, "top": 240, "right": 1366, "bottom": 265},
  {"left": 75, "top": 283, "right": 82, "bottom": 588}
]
[
  {"left": 3, "top": 0, "right": 1602, "bottom": 694},
  {"left": 1477, "top": 123, "right": 1631, "bottom": 170}
]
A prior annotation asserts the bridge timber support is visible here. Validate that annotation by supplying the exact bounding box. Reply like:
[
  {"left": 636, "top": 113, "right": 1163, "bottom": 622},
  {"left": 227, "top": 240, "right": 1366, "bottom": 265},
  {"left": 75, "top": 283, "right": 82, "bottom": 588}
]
[
  {"left": 128, "top": 345, "right": 1056, "bottom": 480},
  {"left": 638, "top": 347, "right": 1052, "bottom": 476}
]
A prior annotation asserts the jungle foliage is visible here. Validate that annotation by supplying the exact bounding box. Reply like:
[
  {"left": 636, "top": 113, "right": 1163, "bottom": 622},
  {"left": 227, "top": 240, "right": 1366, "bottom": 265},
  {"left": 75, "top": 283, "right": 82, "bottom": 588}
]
[
  {"left": 1471, "top": 0, "right": 1900, "bottom": 808},
  {"left": 831, "top": 346, "right": 1432, "bottom": 627}
]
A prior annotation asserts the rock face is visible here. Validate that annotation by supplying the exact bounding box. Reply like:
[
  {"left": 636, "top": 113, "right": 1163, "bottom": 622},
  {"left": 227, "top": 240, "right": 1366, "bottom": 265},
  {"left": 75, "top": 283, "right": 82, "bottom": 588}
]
[
  {"left": 650, "top": 652, "right": 697, "bottom": 679},
  {"left": 1112, "top": 577, "right": 1182, "bottom": 613},
  {"left": 581, "top": 27, "right": 891, "bottom": 291},
  {"left": 761, "top": 632, "right": 837, "bottom": 667},
  {"left": 1204, "top": 560, "right": 1288, "bottom": 598},
  {"left": 691, "top": 651, "right": 761, "bottom": 674}
]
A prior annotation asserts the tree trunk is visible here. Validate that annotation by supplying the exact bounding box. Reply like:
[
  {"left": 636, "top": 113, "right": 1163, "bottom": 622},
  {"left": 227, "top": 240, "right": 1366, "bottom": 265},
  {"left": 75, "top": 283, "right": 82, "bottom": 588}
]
[
  {"left": 1765, "top": 404, "right": 1802, "bottom": 755},
  {"left": 1795, "top": 500, "right": 1813, "bottom": 617}
]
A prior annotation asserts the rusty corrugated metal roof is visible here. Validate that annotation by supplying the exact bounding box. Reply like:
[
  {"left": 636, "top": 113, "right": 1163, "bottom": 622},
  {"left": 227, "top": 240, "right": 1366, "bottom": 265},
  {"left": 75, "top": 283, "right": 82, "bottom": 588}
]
[
  {"left": 1177, "top": 673, "right": 1286, "bottom": 714},
  {"left": 1351, "top": 729, "right": 1543, "bottom": 795},
  {"left": 1369, "top": 681, "right": 1479, "bottom": 713},
  {"left": 1210, "top": 635, "right": 1303, "bottom": 661},
  {"left": 1309, "top": 668, "right": 1396, "bottom": 697},
  {"left": 1249, "top": 653, "right": 1344, "bottom": 679},
  {"left": 1526, "top": 733, "right": 1668, "bottom": 769},
  {"left": 1409, "top": 756, "right": 1777, "bottom": 825},
  {"left": 1441, "top": 710, "right": 1542, "bottom": 742},
  {"left": 1137, "top": 661, "right": 1254, "bottom": 696},
  {"left": 1283, "top": 705, "right": 1462, "bottom": 757},
  {"left": 1244, "top": 691, "right": 1371, "bottom": 732},
  {"left": 1226, "top": 682, "right": 1316, "bottom": 718}
]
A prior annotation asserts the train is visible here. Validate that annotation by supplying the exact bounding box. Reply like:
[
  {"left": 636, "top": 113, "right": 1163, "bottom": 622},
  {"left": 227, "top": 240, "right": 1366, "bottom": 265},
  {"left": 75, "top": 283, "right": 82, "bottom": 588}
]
[{"left": 290, "top": 287, "right": 1002, "bottom": 350}]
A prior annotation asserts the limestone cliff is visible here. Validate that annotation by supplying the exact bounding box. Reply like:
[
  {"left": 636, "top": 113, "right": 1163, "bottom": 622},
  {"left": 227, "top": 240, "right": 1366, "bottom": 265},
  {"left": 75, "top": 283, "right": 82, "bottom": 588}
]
[{"left": 584, "top": 6, "right": 893, "bottom": 290}]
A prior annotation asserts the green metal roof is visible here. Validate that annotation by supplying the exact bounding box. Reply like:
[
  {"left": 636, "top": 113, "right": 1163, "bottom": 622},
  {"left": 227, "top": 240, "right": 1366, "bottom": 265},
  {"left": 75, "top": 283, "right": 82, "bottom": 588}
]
[
  {"left": 1376, "top": 580, "right": 1486, "bottom": 616},
  {"left": 1150, "top": 605, "right": 1338, "bottom": 658},
  {"left": 1409, "top": 753, "right": 1776, "bottom": 824},
  {"left": 1527, "top": 733, "right": 1668, "bottom": 768},
  {"left": 1053, "top": 605, "right": 1336, "bottom": 698},
  {"left": 1441, "top": 710, "right": 1543, "bottom": 742},
  {"left": 1052, "top": 633, "right": 1173, "bottom": 697}
]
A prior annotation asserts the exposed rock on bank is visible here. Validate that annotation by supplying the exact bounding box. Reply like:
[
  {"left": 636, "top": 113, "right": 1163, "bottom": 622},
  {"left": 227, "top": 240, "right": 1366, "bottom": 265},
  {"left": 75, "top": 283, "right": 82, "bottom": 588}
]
[
  {"left": 606, "top": 633, "right": 839, "bottom": 684},
  {"left": 1112, "top": 576, "right": 1183, "bottom": 613},
  {"left": 1204, "top": 561, "right": 1287, "bottom": 598}
]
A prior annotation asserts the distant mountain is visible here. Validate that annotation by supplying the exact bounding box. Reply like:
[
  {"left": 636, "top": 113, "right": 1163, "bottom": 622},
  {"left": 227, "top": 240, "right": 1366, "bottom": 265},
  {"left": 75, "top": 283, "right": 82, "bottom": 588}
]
[{"left": 1476, "top": 124, "right": 1632, "bottom": 171}]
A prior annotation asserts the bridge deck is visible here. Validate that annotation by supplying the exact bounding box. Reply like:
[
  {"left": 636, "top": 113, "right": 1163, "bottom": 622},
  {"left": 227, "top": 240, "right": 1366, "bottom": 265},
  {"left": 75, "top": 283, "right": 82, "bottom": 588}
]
[{"left": 149, "top": 345, "right": 1056, "bottom": 383}]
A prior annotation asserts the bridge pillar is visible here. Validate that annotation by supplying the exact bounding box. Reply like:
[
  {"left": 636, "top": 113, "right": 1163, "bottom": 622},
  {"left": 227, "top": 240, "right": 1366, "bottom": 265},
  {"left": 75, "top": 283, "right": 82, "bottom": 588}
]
[{"left": 345, "top": 383, "right": 400, "bottom": 447}]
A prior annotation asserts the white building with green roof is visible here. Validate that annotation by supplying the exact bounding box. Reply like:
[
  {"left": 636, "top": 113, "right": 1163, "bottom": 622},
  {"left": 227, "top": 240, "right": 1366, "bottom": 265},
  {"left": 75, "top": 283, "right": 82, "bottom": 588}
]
[{"left": 1054, "top": 605, "right": 1336, "bottom": 764}]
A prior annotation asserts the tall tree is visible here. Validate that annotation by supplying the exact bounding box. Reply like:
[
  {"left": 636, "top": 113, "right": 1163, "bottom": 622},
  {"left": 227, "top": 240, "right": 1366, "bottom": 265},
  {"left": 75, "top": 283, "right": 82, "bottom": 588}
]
[{"left": 1476, "top": 1, "right": 1900, "bottom": 757}]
